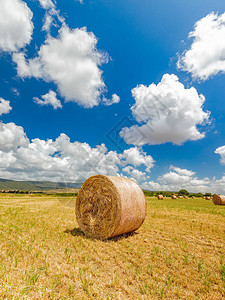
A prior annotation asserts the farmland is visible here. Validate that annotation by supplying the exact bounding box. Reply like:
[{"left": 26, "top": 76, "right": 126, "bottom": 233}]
[{"left": 0, "top": 194, "right": 225, "bottom": 299}]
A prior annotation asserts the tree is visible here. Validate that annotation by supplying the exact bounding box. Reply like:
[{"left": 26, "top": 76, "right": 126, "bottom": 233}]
[
  {"left": 204, "top": 192, "right": 211, "bottom": 197},
  {"left": 178, "top": 189, "right": 189, "bottom": 196}
]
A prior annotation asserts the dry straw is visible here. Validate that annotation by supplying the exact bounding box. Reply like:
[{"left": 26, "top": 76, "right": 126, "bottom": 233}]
[
  {"left": 212, "top": 195, "right": 225, "bottom": 205},
  {"left": 157, "top": 195, "right": 163, "bottom": 200},
  {"left": 171, "top": 195, "right": 176, "bottom": 199},
  {"left": 75, "top": 175, "right": 146, "bottom": 240}
]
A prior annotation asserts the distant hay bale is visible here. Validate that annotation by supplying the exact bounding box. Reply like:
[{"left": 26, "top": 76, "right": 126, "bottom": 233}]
[
  {"left": 203, "top": 196, "right": 206, "bottom": 199},
  {"left": 76, "top": 175, "right": 146, "bottom": 240},
  {"left": 171, "top": 195, "right": 176, "bottom": 199},
  {"left": 205, "top": 196, "right": 211, "bottom": 200},
  {"left": 178, "top": 196, "right": 183, "bottom": 199},
  {"left": 183, "top": 196, "right": 188, "bottom": 199},
  {"left": 212, "top": 195, "right": 225, "bottom": 205},
  {"left": 191, "top": 196, "right": 195, "bottom": 199},
  {"left": 157, "top": 195, "right": 163, "bottom": 200}
]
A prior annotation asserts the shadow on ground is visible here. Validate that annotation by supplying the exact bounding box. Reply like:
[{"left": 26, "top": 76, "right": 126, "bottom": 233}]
[{"left": 64, "top": 227, "right": 139, "bottom": 241}]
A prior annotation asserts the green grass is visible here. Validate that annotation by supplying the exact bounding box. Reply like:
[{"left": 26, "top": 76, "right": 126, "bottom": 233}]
[{"left": 0, "top": 195, "right": 224, "bottom": 299}]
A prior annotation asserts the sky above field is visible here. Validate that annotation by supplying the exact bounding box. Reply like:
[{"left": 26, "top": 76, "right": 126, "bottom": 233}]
[{"left": 1, "top": 0, "right": 225, "bottom": 193}]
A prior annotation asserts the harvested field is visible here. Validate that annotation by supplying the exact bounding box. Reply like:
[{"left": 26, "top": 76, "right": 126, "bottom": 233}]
[{"left": 0, "top": 194, "right": 225, "bottom": 299}]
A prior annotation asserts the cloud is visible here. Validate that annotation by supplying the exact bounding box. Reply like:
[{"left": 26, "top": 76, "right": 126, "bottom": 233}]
[
  {"left": 122, "top": 147, "right": 154, "bottom": 172},
  {"left": 0, "top": 0, "right": 33, "bottom": 52},
  {"left": 169, "top": 165, "right": 195, "bottom": 176},
  {"left": 33, "top": 90, "right": 62, "bottom": 109},
  {"left": 215, "top": 145, "right": 225, "bottom": 165},
  {"left": 142, "top": 166, "right": 211, "bottom": 193},
  {"left": 11, "top": 88, "right": 20, "bottom": 97},
  {"left": 141, "top": 181, "right": 161, "bottom": 191},
  {"left": 0, "top": 122, "right": 29, "bottom": 152},
  {"left": 212, "top": 176, "right": 225, "bottom": 195},
  {"left": 129, "top": 169, "right": 147, "bottom": 182},
  {"left": 0, "top": 98, "right": 12, "bottom": 116},
  {"left": 13, "top": 25, "right": 109, "bottom": 108},
  {"left": 42, "top": 13, "right": 54, "bottom": 32},
  {"left": 120, "top": 74, "right": 210, "bottom": 146},
  {"left": 142, "top": 164, "right": 225, "bottom": 195},
  {"left": 177, "top": 12, "right": 225, "bottom": 81},
  {"left": 0, "top": 122, "right": 155, "bottom": 182},
  {"left": 122, "top": 165, "right": 134, "bottom": 174},
  {"left": 102, "top": 93, "right": 120, "bottom": 106},
  {"left": 38, "top": 0, "right": 55, "bottom": 9},
  {"left": 38, "top": 0, "right": 65, "bottom": 33}
]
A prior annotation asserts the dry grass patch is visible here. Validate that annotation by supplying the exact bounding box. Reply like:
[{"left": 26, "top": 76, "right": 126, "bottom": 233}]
[{"left": 0, "top": 195, "right": 224, "bottom": 299}]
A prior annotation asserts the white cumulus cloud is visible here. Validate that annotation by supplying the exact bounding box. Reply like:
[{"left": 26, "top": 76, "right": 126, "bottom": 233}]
[
  {"left": 0, "top": 122, "right": 29, "bottom": 152},
  {"left": 130, "top": 169, "right": 147, "bottom": 182},
  {"left": 38, "top": 0, "right": 55, "bottom": 9},
  {"left": 169, "top": 165, "right": 195, "bottom": 177},
  {"left": 0, "top": 0, "right": 33, "bottom": 52},
  {"left": 215, "top": 145, "right": 225, "bottom": 165},
  {"left": 142, "top": 166, "right": 211, "bottom": 193},
  {"left": 33, "top": 90, "right": 62, "bottom": 109},
  {"left": 38, "top": 0, "right": 65, "bottom": 33},
  {"left": 141, "top": 163, "right": 225, "bottom": 195},
  {"left": 0, "top": 122, "right": 155, "bottom": 182},
  {"left": 177, "top": 12, "right": 225, "bottom": 81},
  {"left": 13, "top": 25, "right": 108, "bottom": 108},
  {"left": 141, "top": 181, "right": 161, "bottom": 191},
  {"left": 122, "top": 147, "right": 154, "bottom": 172},
  {"left": 120, "top": 74, "right": 210, "bottom": 146},
  {"left": 0, "top": 98, "right": 12, "bottom": 116},
  {"left": 102, "top": 93, "right": 120, "bottom": 106}
]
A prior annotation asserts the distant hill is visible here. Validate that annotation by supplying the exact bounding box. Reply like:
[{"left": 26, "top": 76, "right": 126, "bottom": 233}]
[{"left": 0, "top": 178, "right": 82, "bottom": 191}]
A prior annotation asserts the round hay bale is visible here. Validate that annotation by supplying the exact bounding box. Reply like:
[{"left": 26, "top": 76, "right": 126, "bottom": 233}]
[
  {"left": 183, "top": 196, "right": 188, "bottom": 199},
  {"left": 76, "top": 175, "right": 146, "bottom": 240},
  {"left": 212, "top": 195, "right": 225, "bottom": 205},
  {"left": 205, "top": 196, "right": 211, "bottom": 200},
  {"left": 178, "top": 195, "right": 183, "bottom": 199},
  {"left": 157, "top": 195, "right": 163, "bottom": 200},
  {"left": 171, "top": 195, "right": 176, "bottom": 199}
]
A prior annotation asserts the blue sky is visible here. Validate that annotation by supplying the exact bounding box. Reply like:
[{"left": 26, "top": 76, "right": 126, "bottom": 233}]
[{"left": 1, "top": 0, "right": 225, "bottom": 193}]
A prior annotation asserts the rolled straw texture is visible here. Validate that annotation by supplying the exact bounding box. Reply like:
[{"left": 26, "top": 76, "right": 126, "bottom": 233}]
[
  {"left": 212, "top": 195, "right": 225, "bottom": 205},
  {"left": 75, "top": 175, "right": 146, "bottom": 240}
]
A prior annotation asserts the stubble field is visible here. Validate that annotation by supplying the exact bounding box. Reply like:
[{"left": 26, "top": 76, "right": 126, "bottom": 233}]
[{"left": 0, "top": 194, "right": 225, "bottom": 299}]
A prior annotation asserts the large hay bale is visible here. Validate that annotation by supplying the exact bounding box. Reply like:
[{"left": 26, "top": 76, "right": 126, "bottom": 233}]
[
  {"left": 171, "top": 195, "right": 176, "bottom": 199},
  {"left": 183, "top": 196, "right": 188, "bottom": 199},
  {"left": 178, "top": 196, "right": 183, "bottom": 199},
  {"left": 76, "top": 175, "right": 146, "bottom": 240},
  {"left": 157, "top": 195, "right": 163, "bottom": 200},
  {"left": 212, "top": 195, "right": 225, "bottom": 205}
]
